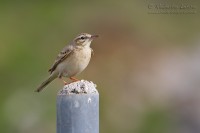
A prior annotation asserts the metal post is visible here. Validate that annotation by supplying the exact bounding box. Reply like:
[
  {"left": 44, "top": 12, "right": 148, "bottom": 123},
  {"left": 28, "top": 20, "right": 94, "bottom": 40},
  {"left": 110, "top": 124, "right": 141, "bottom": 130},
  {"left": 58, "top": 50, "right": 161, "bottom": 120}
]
[{"left": 57, "top": 80, "right": 99, "bottom": 133}]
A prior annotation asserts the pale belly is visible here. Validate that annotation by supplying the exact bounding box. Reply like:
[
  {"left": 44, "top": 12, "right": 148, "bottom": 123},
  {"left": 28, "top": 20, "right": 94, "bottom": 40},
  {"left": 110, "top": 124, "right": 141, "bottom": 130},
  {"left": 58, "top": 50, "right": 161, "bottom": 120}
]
[{"left": 56, "top": 48, "right": 91, "bottom": 77}]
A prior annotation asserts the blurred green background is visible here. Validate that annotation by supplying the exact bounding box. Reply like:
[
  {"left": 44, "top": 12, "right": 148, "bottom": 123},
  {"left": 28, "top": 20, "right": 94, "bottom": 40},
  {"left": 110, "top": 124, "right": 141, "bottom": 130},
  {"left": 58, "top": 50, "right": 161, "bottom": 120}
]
[{"left": 0, "top": 1, "right": 200, "bottom": 133}]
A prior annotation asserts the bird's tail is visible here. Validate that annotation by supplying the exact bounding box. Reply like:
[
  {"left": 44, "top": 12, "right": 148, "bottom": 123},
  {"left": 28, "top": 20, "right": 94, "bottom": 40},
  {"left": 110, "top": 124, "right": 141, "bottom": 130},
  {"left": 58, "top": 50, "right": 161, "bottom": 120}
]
[{"left": 35, "top": 74, "right": 57, "bottom": 92}]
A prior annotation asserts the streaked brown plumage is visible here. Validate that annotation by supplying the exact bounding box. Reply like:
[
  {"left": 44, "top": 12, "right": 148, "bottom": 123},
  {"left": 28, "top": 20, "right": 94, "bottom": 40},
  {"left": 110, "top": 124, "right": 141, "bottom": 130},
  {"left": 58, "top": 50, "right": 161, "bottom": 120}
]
[{"left": 35, "top": 33, "right": 98, "bottom": 92}]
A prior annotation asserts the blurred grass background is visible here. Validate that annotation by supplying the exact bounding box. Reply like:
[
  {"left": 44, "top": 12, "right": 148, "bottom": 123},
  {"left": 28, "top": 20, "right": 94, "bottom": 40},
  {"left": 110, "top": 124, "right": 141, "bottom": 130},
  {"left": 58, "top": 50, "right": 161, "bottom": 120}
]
[{"left": 0, "top": 0, "right": 200, "bottom": 133}]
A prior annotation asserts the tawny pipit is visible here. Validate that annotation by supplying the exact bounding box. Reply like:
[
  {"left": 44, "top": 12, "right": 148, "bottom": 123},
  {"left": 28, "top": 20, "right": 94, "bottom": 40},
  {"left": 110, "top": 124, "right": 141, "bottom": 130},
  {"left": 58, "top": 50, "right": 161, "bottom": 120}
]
[{"left": 35, "top": 33, "right": 98, "bottom": 92}]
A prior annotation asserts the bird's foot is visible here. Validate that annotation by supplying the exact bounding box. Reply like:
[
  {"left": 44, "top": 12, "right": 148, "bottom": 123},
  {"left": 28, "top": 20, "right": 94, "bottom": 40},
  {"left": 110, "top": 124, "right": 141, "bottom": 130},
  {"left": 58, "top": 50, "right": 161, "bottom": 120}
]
[
  {"left": 70, "top": 77, "right": 79, "bottom": 82},
  {"left": 60, "top": 78, "right": 68, "bottom": 85},
  {"left": 60, "top": 77, "right": 79, "bottom": 86}
]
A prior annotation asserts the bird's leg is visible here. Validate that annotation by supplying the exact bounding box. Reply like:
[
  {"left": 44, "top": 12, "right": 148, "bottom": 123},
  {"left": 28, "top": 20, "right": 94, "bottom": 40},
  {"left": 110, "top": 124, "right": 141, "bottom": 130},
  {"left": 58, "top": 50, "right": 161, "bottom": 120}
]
[
  {"left": 70, "top": 77, "right": 79, "bottom": 82},
  {"left": 58, "top": 75, "right": 68, "bottom": 85},
  {"left": 62, "top": 79, "right": 68, "bottom": 85}
]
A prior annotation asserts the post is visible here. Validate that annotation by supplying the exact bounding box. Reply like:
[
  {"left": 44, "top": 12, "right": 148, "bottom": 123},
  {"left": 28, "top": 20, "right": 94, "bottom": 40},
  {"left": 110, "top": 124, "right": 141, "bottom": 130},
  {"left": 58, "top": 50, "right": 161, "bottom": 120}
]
[{"left": 57, "top": 80, "right": 99, "bottom": 133}]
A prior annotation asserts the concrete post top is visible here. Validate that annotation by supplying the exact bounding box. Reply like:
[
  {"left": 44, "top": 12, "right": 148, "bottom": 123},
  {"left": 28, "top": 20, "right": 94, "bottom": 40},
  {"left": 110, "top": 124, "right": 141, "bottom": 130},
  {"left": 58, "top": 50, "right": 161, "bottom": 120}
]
[{"left": 58, "top": 80, "right": 98, "bottom": 95}]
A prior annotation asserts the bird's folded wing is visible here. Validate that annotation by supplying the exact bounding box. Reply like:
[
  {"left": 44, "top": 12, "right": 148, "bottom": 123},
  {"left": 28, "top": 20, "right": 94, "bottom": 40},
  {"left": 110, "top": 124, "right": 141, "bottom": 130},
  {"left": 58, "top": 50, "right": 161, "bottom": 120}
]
[{"left": 48, "top": 44, "right": 74, "bottom": 74}]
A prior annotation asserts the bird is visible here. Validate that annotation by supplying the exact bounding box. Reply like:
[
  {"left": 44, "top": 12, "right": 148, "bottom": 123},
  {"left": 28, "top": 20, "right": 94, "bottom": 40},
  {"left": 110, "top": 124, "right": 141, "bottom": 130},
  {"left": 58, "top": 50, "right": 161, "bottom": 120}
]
[{"left": 35, "top": 33, "right": 98, "bottom": 92}]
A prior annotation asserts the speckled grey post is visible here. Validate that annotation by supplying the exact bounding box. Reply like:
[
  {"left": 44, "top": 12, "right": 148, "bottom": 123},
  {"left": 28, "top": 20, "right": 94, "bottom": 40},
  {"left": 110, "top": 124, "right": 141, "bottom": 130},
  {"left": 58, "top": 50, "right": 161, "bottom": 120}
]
[{"left": 57, "top": 80, "right": 99, "bottom": 133}]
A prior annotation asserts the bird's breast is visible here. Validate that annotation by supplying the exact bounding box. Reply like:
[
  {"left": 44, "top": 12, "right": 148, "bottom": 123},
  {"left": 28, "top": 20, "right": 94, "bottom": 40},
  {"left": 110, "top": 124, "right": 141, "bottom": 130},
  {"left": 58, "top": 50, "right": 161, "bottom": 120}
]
[{"left": 58, "top": 47, "right": 92, "bottom": 77}]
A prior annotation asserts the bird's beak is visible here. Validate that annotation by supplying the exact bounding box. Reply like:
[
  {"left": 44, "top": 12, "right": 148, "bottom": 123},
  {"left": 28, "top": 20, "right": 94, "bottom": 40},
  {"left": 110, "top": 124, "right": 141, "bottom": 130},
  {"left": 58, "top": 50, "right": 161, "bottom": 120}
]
[{"left": 91, "top": 35, "right": 99, "bottom": 39}]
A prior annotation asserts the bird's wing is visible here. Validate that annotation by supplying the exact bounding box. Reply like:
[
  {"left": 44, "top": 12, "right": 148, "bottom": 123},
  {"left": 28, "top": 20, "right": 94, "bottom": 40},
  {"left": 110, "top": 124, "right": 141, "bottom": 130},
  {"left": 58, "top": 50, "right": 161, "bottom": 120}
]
[{"left": 48, "top": 44, "right": 74, "bottom": 74}]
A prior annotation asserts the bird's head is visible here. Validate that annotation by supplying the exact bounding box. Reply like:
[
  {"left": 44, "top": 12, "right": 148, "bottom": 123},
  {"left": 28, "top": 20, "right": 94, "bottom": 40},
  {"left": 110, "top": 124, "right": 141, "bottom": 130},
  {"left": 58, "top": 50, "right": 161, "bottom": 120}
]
[{"left": 74, "top": 33, "right": 98, "bottom": 47}]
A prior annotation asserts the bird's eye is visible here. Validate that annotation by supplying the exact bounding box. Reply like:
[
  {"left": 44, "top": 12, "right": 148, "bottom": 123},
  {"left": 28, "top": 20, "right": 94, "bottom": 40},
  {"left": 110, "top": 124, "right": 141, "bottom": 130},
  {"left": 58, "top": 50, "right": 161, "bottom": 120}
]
[{"left": 80, "top": 36, "right": 85, "bottom": 40}]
